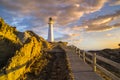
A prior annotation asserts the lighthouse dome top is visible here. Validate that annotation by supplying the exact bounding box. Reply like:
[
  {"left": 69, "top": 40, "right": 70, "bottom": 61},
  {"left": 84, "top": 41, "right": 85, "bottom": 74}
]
[{"left": 49, "top": 17, "right": 54, "bottom": 24}]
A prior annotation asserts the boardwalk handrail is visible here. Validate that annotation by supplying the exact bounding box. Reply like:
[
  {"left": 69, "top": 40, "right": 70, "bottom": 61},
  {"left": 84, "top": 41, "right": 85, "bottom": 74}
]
[
  {"left": 86, "top": 52, "right": 120, "bottom": 70},
  {"left": 73, "top": 47, "right": 120, "bottom": 80}
]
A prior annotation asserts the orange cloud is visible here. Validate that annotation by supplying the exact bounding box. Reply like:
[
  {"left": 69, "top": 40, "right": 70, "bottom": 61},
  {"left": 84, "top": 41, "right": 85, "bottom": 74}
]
[
  {"left": 0, "top": 0, "right": 109, "bottom": 25},
  {"left": 106, "top": 33, "right": 112, "bottom": 37},
  {"left": 82, "top": 10, "right": 120, "bottom": 32}
]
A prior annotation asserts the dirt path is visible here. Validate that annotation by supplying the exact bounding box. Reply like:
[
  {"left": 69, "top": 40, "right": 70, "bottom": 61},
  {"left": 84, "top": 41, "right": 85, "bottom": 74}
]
[{"left": 20, "top": 46, "right": 72, "bottom": 80}]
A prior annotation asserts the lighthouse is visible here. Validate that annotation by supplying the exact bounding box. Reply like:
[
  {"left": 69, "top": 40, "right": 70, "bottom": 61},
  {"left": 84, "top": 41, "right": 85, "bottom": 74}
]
[{"left": 47, "top": 17, "right": 54, "bottom": 42}]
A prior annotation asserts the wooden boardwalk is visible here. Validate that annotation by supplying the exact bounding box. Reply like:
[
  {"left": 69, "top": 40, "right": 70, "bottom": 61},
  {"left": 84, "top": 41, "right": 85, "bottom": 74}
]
[{"left": 65, "top": 48, "right": 103, "bottom": 80}]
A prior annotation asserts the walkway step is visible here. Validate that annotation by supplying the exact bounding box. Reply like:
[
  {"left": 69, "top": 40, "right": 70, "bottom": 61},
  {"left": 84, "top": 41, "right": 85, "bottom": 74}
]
[{"left": 66, "top": 48, "right": 103, "bottom": 80}]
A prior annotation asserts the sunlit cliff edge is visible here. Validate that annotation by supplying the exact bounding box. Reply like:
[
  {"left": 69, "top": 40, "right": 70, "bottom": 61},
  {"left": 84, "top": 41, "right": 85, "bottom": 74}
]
[
  {"left": 0, "top": 17, "right": 52, "bottom": 80},
  {"left": 0, "top": 17, "right": 70, "bottom": 80}
]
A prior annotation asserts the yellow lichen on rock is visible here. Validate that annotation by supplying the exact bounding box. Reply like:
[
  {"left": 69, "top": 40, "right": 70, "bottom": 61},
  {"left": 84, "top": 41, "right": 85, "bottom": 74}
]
[
  {"left": 0, "top": 17, "right": 50, "bottom": 80},
  {"left": 0, "top": 18, "right": 21, "bottom": 45}
]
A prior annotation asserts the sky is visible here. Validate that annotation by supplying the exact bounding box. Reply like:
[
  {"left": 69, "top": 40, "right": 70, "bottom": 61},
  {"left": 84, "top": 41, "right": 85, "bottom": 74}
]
[{"left": 0, "top": 0, "right": 120, "bottom": 50}]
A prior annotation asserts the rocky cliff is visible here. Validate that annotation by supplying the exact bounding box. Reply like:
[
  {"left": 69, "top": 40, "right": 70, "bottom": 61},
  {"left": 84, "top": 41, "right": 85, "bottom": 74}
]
[
  {"left": 0, "top": 18, "right": 72, "bottom": 80},
  {"left": 0, "top": 18, "right": 51, "bottom": 80}
]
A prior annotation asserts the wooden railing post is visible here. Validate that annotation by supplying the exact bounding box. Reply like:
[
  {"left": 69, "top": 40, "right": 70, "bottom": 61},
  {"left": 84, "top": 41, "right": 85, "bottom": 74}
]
[
  {"left": 83, "top": 51, "right": 86, "bottom": 63},
  {"left": 78, "top": 49, "right": 81, "bottom": 57},
  {"left": 75, "top": 48, "right": 77, "bottom": 53},
  {"left": 93, "top": 53, "right": 96, "bottom": 72}
]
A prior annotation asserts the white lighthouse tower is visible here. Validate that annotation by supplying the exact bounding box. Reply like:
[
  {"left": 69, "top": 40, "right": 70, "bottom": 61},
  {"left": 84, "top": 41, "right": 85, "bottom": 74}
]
[{"left": 47, "top": 17, "right": 54, "bottom": 42}]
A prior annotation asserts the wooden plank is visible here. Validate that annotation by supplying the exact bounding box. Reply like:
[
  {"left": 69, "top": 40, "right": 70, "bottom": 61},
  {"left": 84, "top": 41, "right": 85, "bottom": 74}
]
[
  {"left": 96, "top": 55, "right": 120, "bottom": 70},
  {"left": 73, "top": 72, "right": 103, "bottom": 80},
  {"left": 66, "top": 48, "right": 103, "bottom": 80},
  {"left": 96, "top": 64, "right": 120, "bottom": 80},
  {"left": 67, "top": 49, "right": 120, "bottom": 80},
  {"left": 85, "top": 52, "right": 120, "bottom": 70},
  {"left": 86, "top": 52, "right": 93, "bottom": 56},
  {"left": 86, "top": 57, "right": 93, "bottom": 63}
]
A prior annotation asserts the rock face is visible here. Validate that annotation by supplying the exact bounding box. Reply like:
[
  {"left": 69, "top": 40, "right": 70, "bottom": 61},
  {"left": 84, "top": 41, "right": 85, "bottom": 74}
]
[
  {"left": 0, "top": 18, "right": 21, "bottom": 69},
  {"left": 0, "top": 18, "right": 50, "bottom": 80},
  {"left": 0, "top": 18, "right": 72, "bottom": 80}
]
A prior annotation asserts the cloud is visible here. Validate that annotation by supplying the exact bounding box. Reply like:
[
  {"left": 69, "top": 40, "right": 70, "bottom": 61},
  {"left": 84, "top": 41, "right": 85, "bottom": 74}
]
[
  {"left": 0, "top": 0, "right": 109, "bottom": 25},
  {"left": 106, "top": 33, "right": 112, "bottom": 37},
  {"left": 85, "top": 25, "right": 114, "bottom": 32},
  {"left": 55, "top": 34, "right": 72, "bottom": 41},
  {"left": 113, "top": 23, "right": 120, "bottom": 28},
  {"left": 71, "top": 26, "right": 83, "bottom": 31},
  {"left": 0, "top": 0, "right": 120, "bottom": 46},
  {"left": 82, "top": 10, "right": 120, "bottom": 32},
  {"left": 0, "top": 0, "right": 119, "bottom": 28},
  {"left": 90, "top": 17, "right": 112, "bottom": 25},
  {"left": 109, "top": 0, "right": 120, "bottom": 6},
  {"left": 69, "top": 33, "right": 80, "bottom": 37},
  {"left": 55, "top": 33, "right": 82, "bottom": 46}
]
